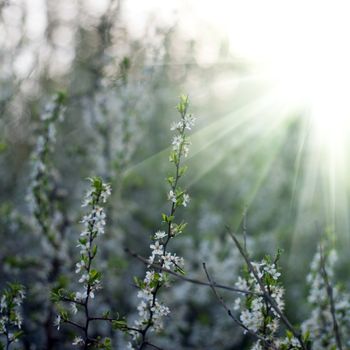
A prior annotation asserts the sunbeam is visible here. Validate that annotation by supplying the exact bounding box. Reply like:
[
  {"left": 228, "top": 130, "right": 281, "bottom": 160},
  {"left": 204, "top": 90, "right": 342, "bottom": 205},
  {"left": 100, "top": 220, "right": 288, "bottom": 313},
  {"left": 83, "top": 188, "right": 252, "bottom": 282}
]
[{"left": 188, "top": 0, "right": 350, "bottom": 236}]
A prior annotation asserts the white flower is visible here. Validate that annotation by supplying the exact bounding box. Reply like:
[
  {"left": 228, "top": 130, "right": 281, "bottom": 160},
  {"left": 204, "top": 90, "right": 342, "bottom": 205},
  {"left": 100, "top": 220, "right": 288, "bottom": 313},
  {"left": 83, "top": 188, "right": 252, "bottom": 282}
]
[
  {"left": 183, "top": 114, "right": 196, "bottom": 130},
  {"left": 170, "top": 114, "right": 195, "bottom": 131},
  {"left": 150, "top": 241, "right": 163, "bottom": 256},
  {"left": 7, "top": 333, "right": 15, "bottom": 342},
  {"left": 81, "top": 214, "right": 92, "bottom": 225},
  {"left": 81, "top": 190, "right": 93, "bottom": 207},
  {"left": 75, "top": 261, "right": 84, "bottom": 274},
  {"left": 70, "top": 302, "right": 78, "bottom": 315},
  {"left": 170, "top": 121, "right": 182, "bottom": 131},
  {"left": 74, "top": 291, "right": 87, "bottom": 302},
  {"left": 101, "top": 183, "right": 112, "bottom": 202},
  {"left": 233, "top": 298, "right": 241, "bottom": 310},
  {"left": 172, "top": 135, "right": 183, "bottom": 151},
  {"left": 162, "top": 253, "right": 174, "bottom": 270},
  {"left": 79, "top": 273, "right": 89, "bottom": 284},
  {"left": 0, "top": 296, "right": 6, "bottom": 312},
  {"left": 235, "top": 276, "right": 249, "bottom": 291},
  {"left": 72, "top": 336, "right": 84, "bottom": 346},
  {"left": 263, "top": 263, "right": 281, "bottom": 280},
  {"left": 168, "top": 190, "right": 177, "bottom": 203},
  {"left": 80, "top": 230, "right": 89, "bottom": 237},
  {"left": 137, "top": 289, "right": 153, "bottom": 301},
  {"left": 182, "top": 143, "right": 190, "bottom": 157},
  {"left": 14, "top": 314, "right": 22, "bottom": 329},
  {"left": 173, "top": 255, "right": 184, "bottom": 267},
  {"left": 251, "top": 341, "right": 263, "bottom": 350},
  {"left": 182, "top": 193, "right": 190, "bottom": 207},
  {"left": 145, "top": 270, "right": 162, "bottom": 284},
  {"left": 154, "top": 230, "right": 167, "bottom": 240},
  {"left": 54, "top": 315, "right": 61, "bottom": 330},
  {"left": 137, "top": 300, "right": 148, "bottom": 317}
]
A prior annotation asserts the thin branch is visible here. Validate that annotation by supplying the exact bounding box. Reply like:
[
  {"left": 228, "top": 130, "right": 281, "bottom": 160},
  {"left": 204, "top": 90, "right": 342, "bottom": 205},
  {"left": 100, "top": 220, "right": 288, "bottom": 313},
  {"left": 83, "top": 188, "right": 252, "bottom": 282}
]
[
  {"left": 125, "top": 248, "right": 261, "bottom": 297},
  {"left": 60, "top": 296, "right": 84, "bottom": 306},
  {"left": 243, "top": 207, "right": 247, "bottom": 252},
  {"left": 143, "top": 342, "right": 164, "bottom": 350},
  {"left": 88, "top": 317, "right": 141, "bottom": 333},
  {"left": 63, "top": 319, "right": 85, "bottom": 332},
  {"left": 319, "top": 244, "right": 343, "bottom": 350}
]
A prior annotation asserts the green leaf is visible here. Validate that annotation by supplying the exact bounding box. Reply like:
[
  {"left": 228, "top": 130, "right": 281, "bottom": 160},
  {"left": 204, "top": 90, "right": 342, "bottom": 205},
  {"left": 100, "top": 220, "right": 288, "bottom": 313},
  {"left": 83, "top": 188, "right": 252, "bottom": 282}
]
[
  {"left": 178, "top": 166, "right": 188, "bottom": 177},
  {"left": 174, "top": 266, "right": 186, "bottom": 275},
  {"left": 162, "top": 213, "right": 174, "bottom": 223},
  {"left": 176, "top": 94, "right": 189, "bottom": 114},
  {"left": 133, "top": 276, "right": 145, "bottom": 289},
  {"left": 169, "top": 151, "right": 178, "bottom": 164},
  {"left": 303, "top": 330, "right": 310, "bottom": 342},
  {"left": 112, "top": 319, "right": 128, "bottom": 331},
  {"left": 56, "top": 90, "right": 67, "bottom": 104},
  {"left": 89, "top": 269, "right": 102, "bottom": 284},
  {"left": 167, "top": 176, "right": 175, "bottom": 186},
  {"left": 286, "top": 330, "right": 293, "bottom": 340},
  {"left": 92, "top": 244, "right": 98, "bottom": 258}
]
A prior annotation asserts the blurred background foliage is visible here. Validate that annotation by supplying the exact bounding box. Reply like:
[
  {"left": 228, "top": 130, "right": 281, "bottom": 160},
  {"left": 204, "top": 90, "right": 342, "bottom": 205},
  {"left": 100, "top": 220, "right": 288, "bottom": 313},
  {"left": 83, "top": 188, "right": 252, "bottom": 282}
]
[{"left": 0, "top": 0, "right": 349, "bottom": 349}]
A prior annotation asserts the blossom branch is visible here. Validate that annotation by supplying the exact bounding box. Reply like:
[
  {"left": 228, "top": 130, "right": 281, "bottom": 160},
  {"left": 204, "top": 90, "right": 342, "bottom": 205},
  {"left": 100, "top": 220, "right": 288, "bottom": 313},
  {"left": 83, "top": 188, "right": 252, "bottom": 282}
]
[
  {"left": 129, "top": 95, "right": 195, "bottom": 349},
  {"left": 54, "top": 177, "right": 121, "bottom": 349},
  {"left": 227, "top": 229, "right": 308, "bottom": 350}
]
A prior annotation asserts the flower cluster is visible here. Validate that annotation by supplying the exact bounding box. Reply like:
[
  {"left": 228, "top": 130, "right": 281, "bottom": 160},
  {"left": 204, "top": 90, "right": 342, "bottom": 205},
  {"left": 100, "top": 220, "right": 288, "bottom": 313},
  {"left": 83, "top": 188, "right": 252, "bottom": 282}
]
[
  {"left": 0, "top": 284, "right": 25, "bottom": 349},
  {"left": 301, "top": 244, "right": 350, "bottom": 349},
  {"left": 53, "top": 177, "right": 113, "bottom": 348},
  {"left": 169, "top": 103, "right": 195, "bottom": 160},
  {"left": 74, "top": 178, "right": 111, "bottom": 302},
  {"left": 129, "top": 95, "right": 194, "bottom": 349},
  {"left": 234, "top": 258, "right": 284, "bottom": 334},
  {"left": 233, "top": 254, "right": 295, "bottom": 349},
  {"left": 170, "top": 113, "right": 195, "bottom": 132}
]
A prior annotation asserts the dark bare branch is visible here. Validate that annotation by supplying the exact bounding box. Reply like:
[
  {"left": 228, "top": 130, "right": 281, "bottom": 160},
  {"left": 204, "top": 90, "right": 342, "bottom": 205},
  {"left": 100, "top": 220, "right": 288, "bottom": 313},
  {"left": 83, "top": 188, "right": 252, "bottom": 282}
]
[{"left": 125, "top": 247, "right": 261, "bottom": 297}]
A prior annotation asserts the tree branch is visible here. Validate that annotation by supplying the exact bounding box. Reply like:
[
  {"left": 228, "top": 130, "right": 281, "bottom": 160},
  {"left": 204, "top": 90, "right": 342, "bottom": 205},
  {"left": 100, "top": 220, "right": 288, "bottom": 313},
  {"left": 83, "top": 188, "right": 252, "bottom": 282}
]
[{"left": 125, "top": 247, "right": 261, "bottom": 297}]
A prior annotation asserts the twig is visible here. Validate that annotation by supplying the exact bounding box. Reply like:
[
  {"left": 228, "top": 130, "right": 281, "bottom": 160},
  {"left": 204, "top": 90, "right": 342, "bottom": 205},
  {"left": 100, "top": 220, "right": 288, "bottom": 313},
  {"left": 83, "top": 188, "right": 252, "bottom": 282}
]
[
  {"left": 143, "top": 342, "right": 164, "bottom": 350},
  {"left": 125, "top": 248, "right": 261, "bottom": 297},
  {"left": 243, "top": 207, "right": 247, "bottom": 252},
  {"left": 319, "top": 244, "right": 343, "bottom": 350},
  {"left": 88, "top": 317, "right": 141, "bottom": 333},
  {"left": 63, "top": 319, "right": 85, "bottom": 332}
]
